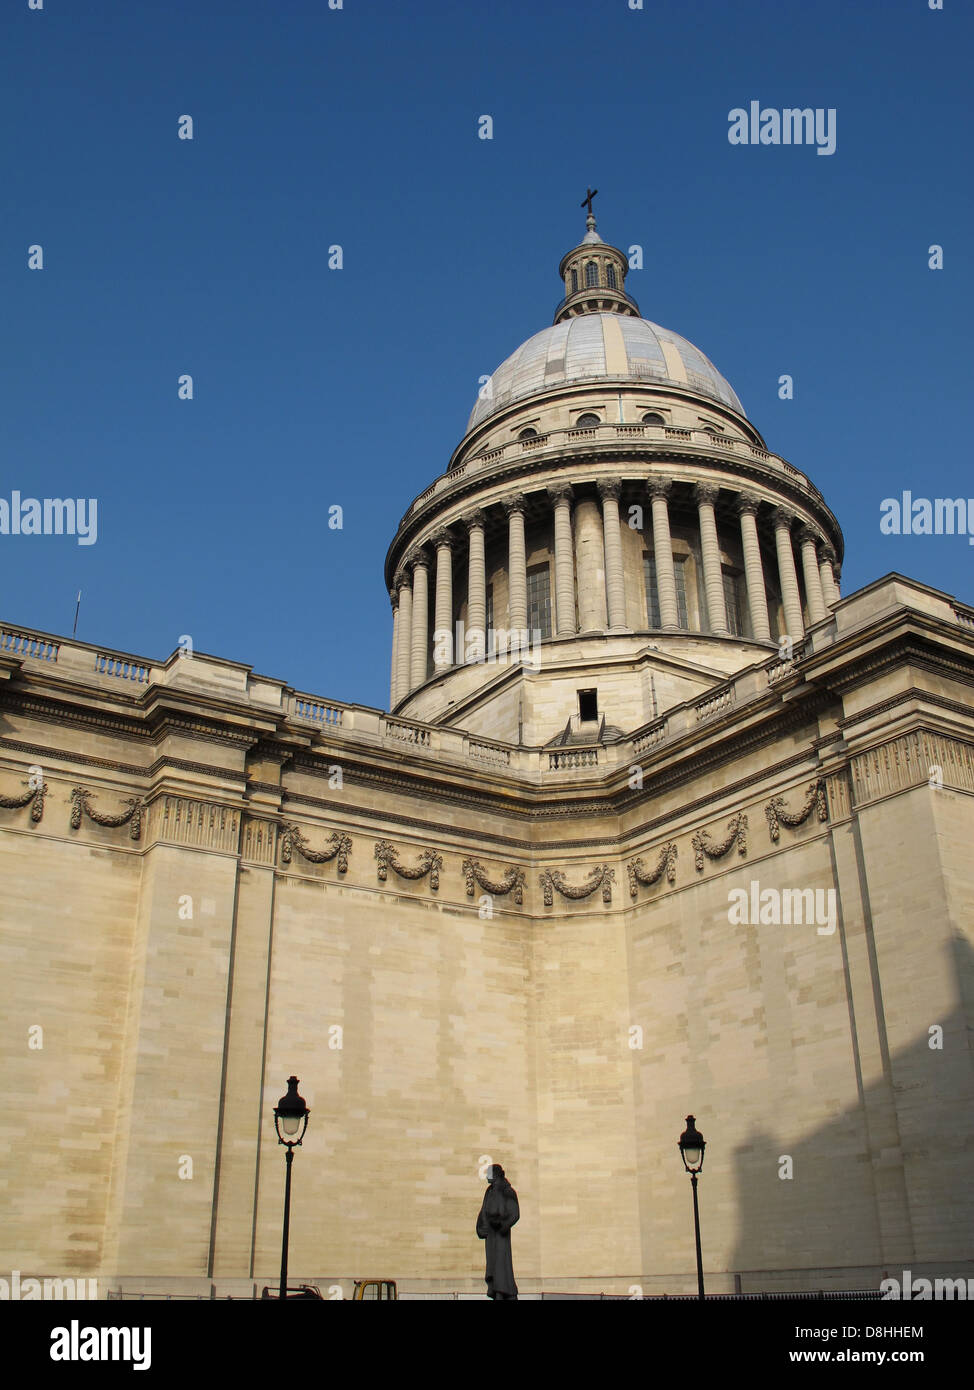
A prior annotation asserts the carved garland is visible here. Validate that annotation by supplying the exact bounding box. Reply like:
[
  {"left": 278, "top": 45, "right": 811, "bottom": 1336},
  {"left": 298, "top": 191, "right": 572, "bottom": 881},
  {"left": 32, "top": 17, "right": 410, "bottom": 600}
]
[
  {"left": 540, "top": 864, "right": 615, "bottom": 906},
  {"left": 0, "top": 777, "right": 48, "bottom": 822},
  {"left": 462, "top": 858, "right": 525, "bottom": 906},
  {"left": 70, "top": 786, "right": 145, "bottom": 841},
  {"left": 691, "top": 812, "right": 747, "bottom": 872},
  {"left": 374, "top": 839, "right": 442, "bottom": 890},
  {"left": 765, "top": 780, "right": 828, "bottom": 841},
  {"left": 627, "top": 842, "right": 678, "bottom": 898},
  {"left": 280, "top": 822, "right": 351, "bottom": 871}
]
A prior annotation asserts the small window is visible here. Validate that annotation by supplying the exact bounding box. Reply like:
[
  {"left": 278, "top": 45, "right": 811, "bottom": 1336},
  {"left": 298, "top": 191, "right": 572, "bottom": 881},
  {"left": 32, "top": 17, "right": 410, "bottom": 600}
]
[
  {"left": 578, "top": 689, "right": 598, "bottom": 722},
  {"left": 575, "top": 412, "right": 600, "bottom": 428},
  {"left": 518, "top": 427, "right": 538, "bottom": 439},
  {"left": 570, "top": 268, "right": 578, "bottom": 292},
  {"left": 642, "top": 412, "right": 665, "bottom": 425},
  {"left": 585, "top": 261, "right": 599, "bottom": 288},
  {"left": 606, "top": 264, "right": 617, "bottom": 288}
]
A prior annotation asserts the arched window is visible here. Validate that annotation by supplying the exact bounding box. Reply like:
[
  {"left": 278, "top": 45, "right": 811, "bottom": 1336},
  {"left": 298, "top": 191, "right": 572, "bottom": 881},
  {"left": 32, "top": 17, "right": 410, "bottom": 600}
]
[
  {"left": 570, "top": 269, "right": 578, "bottom": 292},
  {"left": 518, "top": 427, "right": 538, "bottom": 440},
  {"left": 585, "top": 261, "right": 599, "bottom": 288},
  {"left": 575, "top": 413, "right": 600, "bottom": 429},
  {"left": 642, "top": 412, "right": 665, "bottom": 426},
  {"left": 606, "top": 264, "right": 617, "bottom": 288}
]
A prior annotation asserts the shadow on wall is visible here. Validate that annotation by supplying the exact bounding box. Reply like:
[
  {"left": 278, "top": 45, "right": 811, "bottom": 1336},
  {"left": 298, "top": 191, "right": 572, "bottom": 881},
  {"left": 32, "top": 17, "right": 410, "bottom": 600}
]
[{"left": 729, "top": 932, "right": 974, "bottom": 1291}]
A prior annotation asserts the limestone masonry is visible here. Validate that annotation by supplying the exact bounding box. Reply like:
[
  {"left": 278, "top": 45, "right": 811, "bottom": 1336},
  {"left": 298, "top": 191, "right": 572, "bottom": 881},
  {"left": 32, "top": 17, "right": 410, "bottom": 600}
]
[{"left": 2, "top": 214, "right": 972, "bottom": 1297}]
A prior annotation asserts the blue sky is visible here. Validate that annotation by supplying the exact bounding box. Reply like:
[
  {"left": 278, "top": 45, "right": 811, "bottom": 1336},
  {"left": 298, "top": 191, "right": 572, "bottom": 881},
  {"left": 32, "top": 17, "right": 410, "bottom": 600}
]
[{"left": 3, "top": 0, "right": 971, "bottom": 710}]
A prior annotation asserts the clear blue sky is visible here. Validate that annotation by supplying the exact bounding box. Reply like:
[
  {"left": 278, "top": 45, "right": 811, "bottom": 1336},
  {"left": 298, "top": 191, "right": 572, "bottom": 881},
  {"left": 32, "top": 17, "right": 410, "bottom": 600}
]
[{"left": 3, "top": 0, "right": 971, "bottom": 710}]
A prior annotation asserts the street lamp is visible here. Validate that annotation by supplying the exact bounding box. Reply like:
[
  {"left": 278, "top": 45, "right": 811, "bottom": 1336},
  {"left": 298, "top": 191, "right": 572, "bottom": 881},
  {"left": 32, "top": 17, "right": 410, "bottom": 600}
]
[
  {"left": 678, "top": 1114, "right": 706, "bottom": 1300},
  {"left": 274, "top": 1075, "right": 310, "bottom": 1299}
]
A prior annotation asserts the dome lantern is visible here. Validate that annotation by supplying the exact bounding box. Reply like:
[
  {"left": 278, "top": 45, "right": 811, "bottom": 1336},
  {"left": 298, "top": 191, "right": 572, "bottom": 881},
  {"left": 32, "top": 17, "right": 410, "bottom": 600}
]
[{"left": 555, "top": 190, "right": 639, "bottom": 324}]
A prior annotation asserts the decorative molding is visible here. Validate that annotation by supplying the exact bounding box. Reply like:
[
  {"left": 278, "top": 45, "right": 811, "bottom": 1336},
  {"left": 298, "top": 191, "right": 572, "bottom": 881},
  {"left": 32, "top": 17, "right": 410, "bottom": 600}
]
[
  {"left": 241, "top": 816, "right": 277, "bottom": 865},
  {"left": 281, "top": 822, "right": 351, "bottom": 870},
  {"left": 597, "top": 478, "right": 622, "bottom": 502},
  {"left": 153, "top": 797, "right": 240, "bottom": 852},
  {"left": 0, "top": 776, "right": 47, "bottom": 822},
  {"left": 462, "top": 857, "right": 525, "bottom": 905},
  {"left": 70, "top": 786, "right": 145, "bottom": 840},
  {"left": 692, "top": 482, "right": 720, "bottom": 506},
  {"left": 546, "top": 483, "right": 574, "bottom": 506},
  {"left": 374, "top": 838, "right": 442, "bottom": 889},
  {"left": 540, "top": 863, "right": 615, "bottom": 906},
  {"left": 850, "top": 730, "right": 974, "bottom": 806},
  {"left": 691, "top": 812, "right": 747, "bottom": 871},
  {"left": 627, "top": 842, "right": 678, "bottom": 897},
  {"left": 765, "top": 779, "right": 828, "bottom": 841}
]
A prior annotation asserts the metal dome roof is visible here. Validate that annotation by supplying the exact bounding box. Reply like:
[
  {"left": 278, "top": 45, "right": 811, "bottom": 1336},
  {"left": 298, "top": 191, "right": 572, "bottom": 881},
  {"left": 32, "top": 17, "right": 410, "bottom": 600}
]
[{"left": 467, "top": 313, "right": 745, "bottom": 430}]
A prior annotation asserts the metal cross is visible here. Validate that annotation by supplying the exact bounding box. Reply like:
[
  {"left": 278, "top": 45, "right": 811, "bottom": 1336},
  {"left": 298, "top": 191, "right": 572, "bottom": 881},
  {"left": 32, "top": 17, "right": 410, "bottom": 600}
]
[{"left": 580, "top": 187, "right": 598, "bottom": 217}]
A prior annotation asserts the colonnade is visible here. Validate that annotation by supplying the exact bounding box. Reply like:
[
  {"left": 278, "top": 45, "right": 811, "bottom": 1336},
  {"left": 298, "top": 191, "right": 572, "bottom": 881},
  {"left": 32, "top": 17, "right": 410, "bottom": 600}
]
[{"left": 389, "top": 478, "right": 841, "bottom": 706}]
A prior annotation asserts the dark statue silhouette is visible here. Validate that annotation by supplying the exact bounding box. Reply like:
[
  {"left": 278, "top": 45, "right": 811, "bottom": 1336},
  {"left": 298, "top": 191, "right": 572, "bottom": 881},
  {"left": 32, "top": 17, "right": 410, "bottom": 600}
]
[{"left": 477, "top": 1163, "right": 519, "bottom": 1299}]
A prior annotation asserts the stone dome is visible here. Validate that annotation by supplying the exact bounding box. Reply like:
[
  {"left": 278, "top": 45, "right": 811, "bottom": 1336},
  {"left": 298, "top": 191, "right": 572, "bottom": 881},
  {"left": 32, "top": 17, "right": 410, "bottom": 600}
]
[{"left": 467, "top": 312, "right": 746, "bottom": 431}]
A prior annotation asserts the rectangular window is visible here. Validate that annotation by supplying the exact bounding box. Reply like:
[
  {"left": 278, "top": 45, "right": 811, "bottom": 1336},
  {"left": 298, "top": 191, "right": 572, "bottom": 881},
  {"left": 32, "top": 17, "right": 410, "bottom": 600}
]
[
  {"left": 643, "top": 553, "right": 660, "bottom": 627},
  {"left": 644, "top": 552, "right": 687, "bottom": 627},
  {"left": 526, "top": 564, "right": 552, "bottom": 641},
  {"left": 578, "top": 689, "right": 598, "bottom": 722},
  {"left": 722, "top": 569, "right": 745, "bottom": 636}
]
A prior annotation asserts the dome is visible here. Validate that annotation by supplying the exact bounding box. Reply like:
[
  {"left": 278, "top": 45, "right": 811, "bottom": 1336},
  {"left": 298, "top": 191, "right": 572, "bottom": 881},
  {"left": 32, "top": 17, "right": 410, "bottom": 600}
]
[{"left": 467, "top": 313, "right": 745, "bottom": 431}]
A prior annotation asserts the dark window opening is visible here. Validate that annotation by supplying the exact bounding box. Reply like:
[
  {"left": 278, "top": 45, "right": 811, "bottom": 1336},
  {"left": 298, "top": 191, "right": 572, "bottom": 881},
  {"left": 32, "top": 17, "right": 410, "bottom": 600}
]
[
  {"left": 642, "top": 412, "right": 665, "bottom": 425},
  {"left": 606, "top": 264, "right": 617, "bottom": 288},
  {"left": 575, "top": 412, "right": 600, "bottom": 429},
  {"left": 585, "top": 261, "right": 599, "bottom": 288},
  {"left": 578, "top": 689, "right": 599, "bottom": 722},
  {"left": 518, "top": 427, "right": 538, "bottom": 439}
]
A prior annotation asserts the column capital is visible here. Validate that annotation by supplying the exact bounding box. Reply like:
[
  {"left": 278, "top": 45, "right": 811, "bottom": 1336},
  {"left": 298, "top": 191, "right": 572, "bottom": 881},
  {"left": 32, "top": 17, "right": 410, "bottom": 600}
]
[
  {"left": 819, "top": 543, "right": 837, "bottom": 565},
  {"left": 832, "top": 563, "right": 842, "bottom": 584},
  {"left": 771, "top": 506, "right": 796, "bottom": 531},
  {"left": 406, "top": 546, "right": 430, "bottom": 572},
  {"left": 597, "top": 477, "right": 623, "bottom": 502},
  {"left": 430, "top": 528, "right": 453, "bottom": 551},
  {"left": 796, "top": 523, "right": 820, "bottom": 548},
  {"left": 393, "top": 567, "right": 410, "bottom": 593},
  {"left": 389, "top": 588, "right": 398, "bottom": 608},
  {"left": 693, "top": 482, "right": 720, "bottom": 506},
  {"left": 735, "top": 491, "right": 761, "bottom": 518},
  {"left": 647, "top": 476, "right": 673, "bottom": 501},
  {"left": 503, "top": 493, "right": 528, "bottom": 517},
  {"left": 547, "top": 482, "right": 574, "bottom": 506},
  {"left": 464, "top": 508, "right": 486, "bottom": 531}
]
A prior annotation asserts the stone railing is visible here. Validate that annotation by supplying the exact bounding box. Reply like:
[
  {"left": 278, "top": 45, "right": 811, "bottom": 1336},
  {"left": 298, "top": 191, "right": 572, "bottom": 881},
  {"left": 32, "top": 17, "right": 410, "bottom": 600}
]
[
  {"left": 953, "top": 604, "right": 974, "bottom": 630},
  {"left": 384, "top": 717, "right": 433, "bottom": 748},
  {"left": 467, "top": 737, "right": 513, "bottom": 767},
  {"left": 632, "top": 717, "right": 668, "bottom": 755},
  {"left": 412, "top": 425, "right": 821, "bottom": 529},
  {"left": 692, "top": 684, "right": 736, "bottom": 722},
  {"left": 94, "top": 652, "right": 150, "bottom": 683},
  {"left": 547, "top": 747, "right": 600, "bottom": 770},
  {"left": 290, "top": 694, "right": 345, "bottom": 727},
  {"left": 0, "top": 625, "right": 60, "bottom": 662}
]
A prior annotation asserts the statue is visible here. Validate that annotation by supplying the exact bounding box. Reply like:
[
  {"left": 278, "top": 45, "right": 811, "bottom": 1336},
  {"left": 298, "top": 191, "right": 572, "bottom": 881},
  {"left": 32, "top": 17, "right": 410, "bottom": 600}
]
[{"left": 476, "top": 1163, "right": 519, "bottom": 1300}]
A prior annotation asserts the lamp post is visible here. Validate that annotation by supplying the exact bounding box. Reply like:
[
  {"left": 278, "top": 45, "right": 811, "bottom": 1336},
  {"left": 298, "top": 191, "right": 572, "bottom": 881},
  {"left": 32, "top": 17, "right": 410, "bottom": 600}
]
[
  {"left": 678, "top": 1114, "right": 706, "bottom": 1300},
  {"left": 274, "top": 1075, "right": 310, "bottom": 1300}
]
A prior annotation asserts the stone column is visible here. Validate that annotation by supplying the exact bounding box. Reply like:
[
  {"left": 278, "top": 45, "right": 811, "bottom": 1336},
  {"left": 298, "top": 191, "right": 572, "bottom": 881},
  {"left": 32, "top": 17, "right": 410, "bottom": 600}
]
[
  {"left": 548, "top": 483, "right": 576, "bottom": 636},
  {"left": 735, "top": 494, "right": 771, "bottom": 641},
  {"left": 574, "top": 496, "right": 607, "bottom": 632},
  {"left": 431, "top": 529, "right": 454, "bottom": 670},
  {"left": 389, "top": 589, "right": 400, "bottom": 708},
  {"left": 819, "top": 545, "right": 841, "bottom": 606},
  {"left": 409, "top": 548, "right": 430, "bottom": 690},
  {"left": 464, "top": 510, "right": 487, "bottom": 663},
  {"left": 693, "top": 482, "right": 727, "bottom": 634},
  {"left": 648, "top": 477, "right": 679, "bottom": 631},
  {"left": 395, "top": 570, "right": 412, "bottom": 697},
  {"left": 797, "top": 525, "right": 827, "bottom": 624},
  {"left": 505, "top": 495, "right": 528, "bottom": 634},
  {"left": 598, "top": 478, "right": 627, "bottom": 632},
  {"left": 773, "top": 508, "right": 805, "bottom": 640}
]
